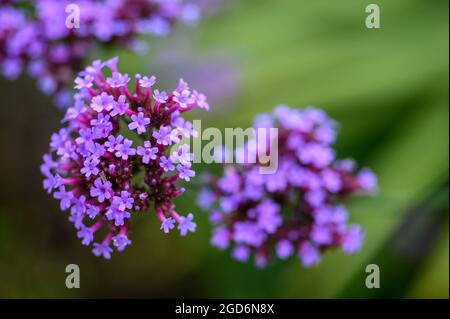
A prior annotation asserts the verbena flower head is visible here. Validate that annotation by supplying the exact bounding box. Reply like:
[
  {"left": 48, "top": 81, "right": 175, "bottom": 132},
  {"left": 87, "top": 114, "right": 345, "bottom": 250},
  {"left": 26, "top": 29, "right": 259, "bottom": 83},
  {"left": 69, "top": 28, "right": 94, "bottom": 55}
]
[
  {"left": 198, "top": 105, "right": 377, "bottom": 268},
  {"left": 0, "top": 0, "right": 200, "bottom": 108},
  {"left": 41, "top": 57, "right": 208, "bottom": 258}
]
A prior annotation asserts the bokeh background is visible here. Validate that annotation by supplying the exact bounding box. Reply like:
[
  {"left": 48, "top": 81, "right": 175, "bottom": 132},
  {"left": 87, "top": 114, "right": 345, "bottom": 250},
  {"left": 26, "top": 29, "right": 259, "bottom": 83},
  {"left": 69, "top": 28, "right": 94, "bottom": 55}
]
[{"left": 0, "top": 0, "right": 448, "bottom": 298}]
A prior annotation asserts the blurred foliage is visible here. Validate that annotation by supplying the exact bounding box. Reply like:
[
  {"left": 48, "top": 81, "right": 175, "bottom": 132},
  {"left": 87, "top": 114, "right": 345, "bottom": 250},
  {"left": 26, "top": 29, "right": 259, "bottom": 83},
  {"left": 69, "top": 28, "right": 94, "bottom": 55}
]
[{"left": 0, "top": 0, "right": 448, "bottom": 298}]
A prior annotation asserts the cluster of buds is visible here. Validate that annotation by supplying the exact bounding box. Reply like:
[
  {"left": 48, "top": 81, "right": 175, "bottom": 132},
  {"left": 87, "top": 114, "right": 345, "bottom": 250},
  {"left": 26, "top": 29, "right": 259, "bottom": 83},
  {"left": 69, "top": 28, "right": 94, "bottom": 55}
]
[
  {"left": 197, "top": 105, "right": 377, "bottom": 268},
  {"left": 0, "top": 0, "right": 200, "bottom": 107},
  {"left": 41, "top": 57, "right": 208, "bottom": 258}
]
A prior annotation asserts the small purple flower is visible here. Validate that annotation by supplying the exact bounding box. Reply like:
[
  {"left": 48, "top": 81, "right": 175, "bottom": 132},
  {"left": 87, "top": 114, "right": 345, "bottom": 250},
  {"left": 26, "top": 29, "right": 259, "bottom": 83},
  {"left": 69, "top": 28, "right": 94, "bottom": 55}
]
[
  {"left": 299, "top": 242, "right": 321, "bottom": 267},
  {"left": 256, "top": 200, "right": 282, "bottom": 234},
  {"left": 314, "top": 206, "right": 334, "bottom": 224},
  {"left": 137, "top": 141, "right": 158, "bottom": 164},
  {"left": 74, "top": 75, "right": 94, "bottom": 89},
  {"left": 197, "top": 188, "right": 215, "bottom": 210},
  {"left": 69, "top": 210, "right": 84, "bottom": 230},
  {"left": 153, "top": 89, "right": 168, "bottom": 103},
  {"left": 274, "top": 105, "right": 307, "bottom": 130},
  {"left": 160, "top": 217, "right": 176, "bottom": 234},
  {"left": 57, "top": 140, "right": 76, "bottom": 159},
  {"left": 177, "top": 163, "right": 195, "bottom": 181},
  {"left": 276, "top": 240, "right": 294, "bottom": 259},
  {"left": 159, "top": 156, "right": 175, "bottom": 171},
  {"left": 243, "top": 183, "right": 264, "bottom": 200},
  {"left": 40, "top": 154, "right": 58, "bottom": 175},
  {"left": 315, "top": 125, "right": 336, "bottom": 145},
  {"left": 110, "top": 95, "right": 129, "bottom": 116},
  {"left": 304, "top": 107, "right": 328, "bottom": 124},
  {"left": 265, "top": 170, "right": 288, "bottom": 193},
  {"left": 152, "top": 125, "right": 172, "bottom": 145},
  {"left": 218, "top": 169, "right": 241, "bottom": 193},
  {"left": 86, "top": 204, "right": 100, "bottom": 219},
  {"left": 107, "top": 72, "right": 130, "bottom": 88},
  {"left": 341, "top": 226, "right": 364, "bottom": 254},
  {"left": 178, "top": 213, "right": 196, "bottom": 236},
  {"left": 321, "top": 169, "right": 342, "bottom": 193},
  {"left": 91, "top": 113, "right": 113, "bottom": 138},
  {"left": 90, "top": 143, "right": 106, "bottom": 158},
  {"left": 91, "top": 92, "right": 114, "bottom": 112},
  {"left": 305, "top": 189, "right": 326, "bottom": 207},
  {"left": 357, "top": 169, "right": 378, "bottom": 192},
  {"left": 232, "top": 246, "right": 250, "bottom": 262},
  {"left": 2, "top": 58, "right": 21, "bottom": 80},
  {"left": 311, "top": 225, "right": 333, "bottom": 245},
  {"left": 105, "top": 206, "right": 131, "bottom": 226},
  {"left": 128, "top": 112, "right": 150, "bottom": 134},
  {"left": 233, "top": 222, "right": 266, "bottom": 247},
  {"left": 80, "top": 157, "right": 100, "bottom": 177},
  {"left": 53, "top": 186, "right": 73, "bottom": 210},
  {"left": 83, "top": 60, "right": 103, "bottom": 76},
  {"left": 104, "top": 57, "right": 118, "bottom": 70},
  {"left": 104, "top": 134, "right": 124, "bottom": 152},
  {"left": 139, "top": 75, "right": 156, "bottom": 88},
  {"left": 211, "top": 227, "right": 229, "bottom": 250},
  {"left": 90, "top": 177, "right": 112, "bottom": 203},
  {"left": 209, "top": 210, "right": 223, "bottom": 225},
  {"left": 112, "top": 191, "right": 134, "bottom": 211},
  {"left": 176, "top": 79, "right": 189, "bottom": 91},
  {"left": 297, "top": 143, "right": 335, "bottom": 168},
  {"left": 77, "top": 226, "right": 94, "bottom": 246},
  {"left": 92, "top": 242, "right": 113, "bottom": 259},
  {"left": 112, "top": 234, "right": 131, "bottom": 252},
  {"left": 50, "top": 128, "right": 69, "bottom": 153},
  {"left": 71, "top": 195, "right": 87, "bottom": 215},
  {"left": 75, "top": 128, "right": 95, "bottom": 147},
  {"left": 173, "top": 89, "right": 195, "bottom": 108},
  {"left": 43, "top": 173, "right": 62, "bottom": 193},
  {"left": 115, "top": 138, "right": 136, "bottom": 160}
]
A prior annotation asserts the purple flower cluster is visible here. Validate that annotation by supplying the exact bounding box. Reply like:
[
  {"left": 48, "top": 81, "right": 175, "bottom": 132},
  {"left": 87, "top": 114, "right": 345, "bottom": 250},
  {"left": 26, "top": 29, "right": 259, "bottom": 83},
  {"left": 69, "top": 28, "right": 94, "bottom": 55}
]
[
  {"left": 41, "top": 57, "right": 208, "bottom": 259},
  {"left": 198, "top": 105, "right": 377, "bottom": 268},
  {"left": 0, "top": 0, "right": 200, "bottom": 107}
]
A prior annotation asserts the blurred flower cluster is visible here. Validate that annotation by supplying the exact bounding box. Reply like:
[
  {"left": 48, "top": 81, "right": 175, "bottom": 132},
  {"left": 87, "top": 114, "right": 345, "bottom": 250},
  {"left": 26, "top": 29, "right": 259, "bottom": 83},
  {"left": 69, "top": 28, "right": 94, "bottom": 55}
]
[
  {"left": 0, "top": 0, "right": 200, "bottom": 107},
  {"left": 41, "top": 57, "right": 208, "bottom": 259},
  {"left": 198, "top": 105, "right": 377, "bottom": 268}
]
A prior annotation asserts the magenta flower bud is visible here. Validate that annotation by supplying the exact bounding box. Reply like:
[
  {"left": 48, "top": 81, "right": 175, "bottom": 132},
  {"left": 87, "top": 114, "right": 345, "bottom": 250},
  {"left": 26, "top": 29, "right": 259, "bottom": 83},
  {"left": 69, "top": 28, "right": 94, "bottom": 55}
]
[{"left": 41, "top": 57, "right": 208, "bottom": 258}]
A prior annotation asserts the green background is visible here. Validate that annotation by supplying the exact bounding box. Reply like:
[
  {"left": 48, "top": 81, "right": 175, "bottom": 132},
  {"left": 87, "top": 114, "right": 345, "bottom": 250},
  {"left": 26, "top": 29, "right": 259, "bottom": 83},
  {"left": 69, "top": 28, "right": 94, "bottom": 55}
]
[{"left": 0, "top": 0, "right": 448, "bottom": 298}]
